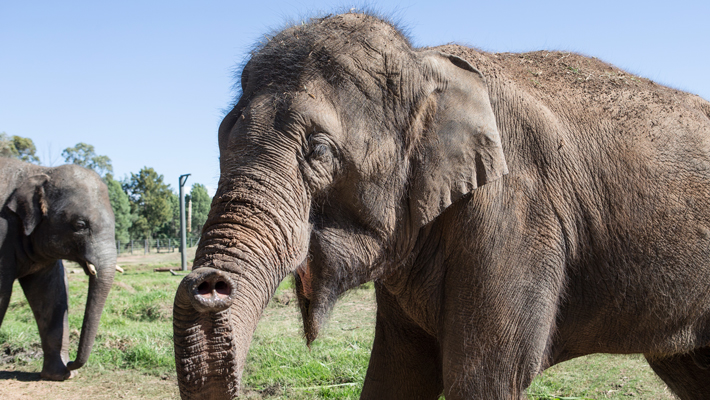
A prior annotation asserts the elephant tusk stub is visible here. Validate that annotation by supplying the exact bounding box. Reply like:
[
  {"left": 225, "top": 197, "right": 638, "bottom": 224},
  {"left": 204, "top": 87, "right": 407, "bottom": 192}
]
[
  {"left": 87, "top": 263, "right": 97, "bottom": 276},
  {"left": 116, "top": 265, "right": 124, "bottom": 273}
]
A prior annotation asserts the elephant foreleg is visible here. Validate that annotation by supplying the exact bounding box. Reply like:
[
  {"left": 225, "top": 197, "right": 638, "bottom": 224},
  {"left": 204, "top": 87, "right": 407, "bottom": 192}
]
[
  {"left": 646, "top": 348, "right": 710, "bottom": 400},
  {"left": 360, "top": 283, "right": 443, "bottom": 400},
  {"left": 440, "top": 250, "right": 564, "bottom": 399},
  {"left": 19, "top": 260, "right": 74, "bottom": 381},
  {"left": 0, "top": 269, "right": 15, "bottom": 326}
]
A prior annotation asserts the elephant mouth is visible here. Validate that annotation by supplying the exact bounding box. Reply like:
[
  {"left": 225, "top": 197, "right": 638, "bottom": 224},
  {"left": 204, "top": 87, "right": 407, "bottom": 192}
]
[
  {"left": 295, "top": 260, "right": 313, "bottom": 301},
  {"left": 293, "top": 258, "right": 328, "bottom": 345}
]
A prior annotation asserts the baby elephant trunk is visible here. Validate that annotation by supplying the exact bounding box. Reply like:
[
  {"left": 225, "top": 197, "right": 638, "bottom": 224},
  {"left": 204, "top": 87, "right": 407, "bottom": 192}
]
[{"left": 68, "top": 251, "right": 117, "bottom": 371}]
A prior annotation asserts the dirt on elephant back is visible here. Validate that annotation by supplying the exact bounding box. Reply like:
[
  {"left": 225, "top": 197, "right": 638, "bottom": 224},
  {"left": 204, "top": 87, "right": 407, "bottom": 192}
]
[
  {"left": 435, "top": 44, "right": 708, "bottom": 134},
  {"left": 0, "top": 370, "right": 179, "bottom": 400},
  {"left": 437, "top": 44, "right": 670, "bottom": 97}
]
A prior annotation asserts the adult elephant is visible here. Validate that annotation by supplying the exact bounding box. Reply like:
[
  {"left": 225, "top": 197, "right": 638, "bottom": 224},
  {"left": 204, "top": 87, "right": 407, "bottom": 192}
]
[
  {"left": 173, "top": 13, "right": 710, "bottom": 400},
  {"left": 0, "top": 157, "right": 117, "bottom": 380}
]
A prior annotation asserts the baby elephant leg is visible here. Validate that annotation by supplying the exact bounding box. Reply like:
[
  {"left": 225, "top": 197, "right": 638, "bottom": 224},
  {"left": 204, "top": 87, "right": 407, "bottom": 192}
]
[
  {"left": 19, "top": 261, "right": 74, "bottom": 381},
  {"left": 0, "top": 269, "right": 15, "bottom": 326}
]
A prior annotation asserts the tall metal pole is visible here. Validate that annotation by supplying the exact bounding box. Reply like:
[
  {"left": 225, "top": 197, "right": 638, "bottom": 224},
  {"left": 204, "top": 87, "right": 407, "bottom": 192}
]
[{"left": 179, "top": 174, "right": 191, "bottom": 271}]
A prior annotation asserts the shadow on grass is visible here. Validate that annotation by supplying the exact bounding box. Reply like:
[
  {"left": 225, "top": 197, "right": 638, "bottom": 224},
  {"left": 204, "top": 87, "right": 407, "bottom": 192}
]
[{"left": 0, "top": 370, "right": 42, "bottom": 381}]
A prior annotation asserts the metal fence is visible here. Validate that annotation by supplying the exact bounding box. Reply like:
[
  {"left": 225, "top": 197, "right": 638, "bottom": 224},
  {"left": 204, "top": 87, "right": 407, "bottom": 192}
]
[{"left": 115, "top": 237, "right": 199, "bottom": 255}]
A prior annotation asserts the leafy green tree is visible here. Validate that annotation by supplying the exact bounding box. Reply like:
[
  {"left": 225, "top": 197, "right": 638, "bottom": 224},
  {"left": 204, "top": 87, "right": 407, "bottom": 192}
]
[
  {"left": 188, "top": 183, "right": 211, "bottom": 239},
  {"left": 0, "top": 132, "right": 40, "bottom": 164},
  {"left": 105, "top": 174, "right": 133, "bottom": 242},
  {"left": 62, "top": 142, "right": 113, "bottom": 177},
  {"left": 129, "top": 214, "right": 151, "bottom": 241},
  {"left": 156, "top": 191, "right": 179, "bottom": 239},
  {"left": 123, "top": 167, "right": 173, "bottom": 239}
]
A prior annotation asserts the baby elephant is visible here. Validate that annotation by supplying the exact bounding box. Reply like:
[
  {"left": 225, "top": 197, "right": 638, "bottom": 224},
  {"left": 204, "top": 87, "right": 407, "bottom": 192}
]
[{"left": 0, "top": 157, "right": 117, "bottom": 380}]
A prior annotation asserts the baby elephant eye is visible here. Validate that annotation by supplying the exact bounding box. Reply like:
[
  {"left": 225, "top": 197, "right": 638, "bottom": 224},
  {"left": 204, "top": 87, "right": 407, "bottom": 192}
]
[{"left": 73, "top": 220, "right": 88, "bottom": 231}]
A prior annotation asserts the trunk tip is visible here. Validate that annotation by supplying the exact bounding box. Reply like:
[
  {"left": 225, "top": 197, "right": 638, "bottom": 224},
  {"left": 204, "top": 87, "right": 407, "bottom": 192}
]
[
  {"left": 66, "top": 360, "right": 84, "bottom": 371},
  {"left": 178, "top": 267, "right": 236, "bottom": 314}
]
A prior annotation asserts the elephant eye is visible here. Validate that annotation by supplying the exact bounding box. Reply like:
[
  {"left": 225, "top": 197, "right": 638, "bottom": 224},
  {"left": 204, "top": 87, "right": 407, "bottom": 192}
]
[
  {"left": 73, "top": 219, "right": 88, "bottom": 231},
  {"left": 311, "top": 143, "right": 330, "bottom": 160},
  {"left": 306, "top": 134, "right": 333, "bottom": 162},
  {"left": 302, "top": 133, "right": 339, "bottom": 192}
]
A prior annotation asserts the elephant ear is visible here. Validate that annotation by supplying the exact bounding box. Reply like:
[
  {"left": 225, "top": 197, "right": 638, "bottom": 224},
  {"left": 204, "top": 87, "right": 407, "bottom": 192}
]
[
  {"left": 409, "top": 51, "right": 508, "bottom": 228},
  {"left": 6, "top": 174, "right": 50, "bottom": 236}
]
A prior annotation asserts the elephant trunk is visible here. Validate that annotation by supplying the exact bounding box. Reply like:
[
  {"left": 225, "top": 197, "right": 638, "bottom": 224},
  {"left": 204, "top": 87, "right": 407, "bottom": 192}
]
[
  {"left": 173, "top": 173, "right": 309, "bottom": 400},
  {"left": 174, "top": 266, "right": 266, "bottom": 399},
  {"left": 67, "top": 242, "right": 117, "bottom": 370}
]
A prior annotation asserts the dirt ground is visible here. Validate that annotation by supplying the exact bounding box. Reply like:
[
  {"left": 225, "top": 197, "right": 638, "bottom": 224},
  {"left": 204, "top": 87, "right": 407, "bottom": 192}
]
[
  {"left": 0, "top": 369, "right": 179, "bottom": 400},
  {"left": 115, "top": 246, "right": 197, "bottom": 268},
  {"left": 60, "top": 246, "right": 197, "bottom": 275}
]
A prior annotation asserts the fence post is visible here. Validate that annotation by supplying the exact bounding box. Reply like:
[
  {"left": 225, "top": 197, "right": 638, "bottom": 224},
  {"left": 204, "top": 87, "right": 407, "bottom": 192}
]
[
  {"left": 179, "top": 174, "right": 191, "bottom": 271},
  {"left": 130, "top": 240, "right": 133, "bottom": 255},
  {"left": 144, "top": 239, "right": 148, "bottom": 254}
]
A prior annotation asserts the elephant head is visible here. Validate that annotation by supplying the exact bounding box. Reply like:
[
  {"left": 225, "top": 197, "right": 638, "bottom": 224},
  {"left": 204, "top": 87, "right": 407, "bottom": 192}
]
[
  {"left": 173, "top": 13, "right": 507, "bottom": 399},
  {"left": 5, "top": 163, "right": 117, "bottom": 377}
]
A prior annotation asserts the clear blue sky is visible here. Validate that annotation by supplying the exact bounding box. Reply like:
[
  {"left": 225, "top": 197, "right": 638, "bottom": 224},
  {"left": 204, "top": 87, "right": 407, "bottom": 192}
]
[{"left": 2, "top": 1, "right": 708, "bottom": 195}]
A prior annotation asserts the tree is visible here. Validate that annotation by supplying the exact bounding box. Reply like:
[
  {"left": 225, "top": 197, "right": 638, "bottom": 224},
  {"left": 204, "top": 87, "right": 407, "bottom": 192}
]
[
  {"left": 105, "top": 174, "right": 133, "bottom": 243},
  {"left": 62, "top": 142, "right": 113, "bottom": 177},
  {"left": 123, "top": 167, "right": 174, "bottom": 239},
  {"left": 0, "top": 132, "right": 40, "bottom": 164},
  {"left": 188, "top": 183, "right": 211, "bottom": 239},
  {"left": 155, "top": 191, "right": 179, "bottom": 239}
]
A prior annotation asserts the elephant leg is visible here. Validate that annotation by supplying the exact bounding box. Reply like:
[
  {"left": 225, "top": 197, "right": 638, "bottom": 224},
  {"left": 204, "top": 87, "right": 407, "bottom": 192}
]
[
  {"left": 440, "top": 252, "right": 563, "bottom": 399},
  {"left": 440, "top": 303, "right": 553, "bottom": 399},
  {"left": 19, "top": 260, "right": 74, "bottom": 381},
  {"left": 0, "top": 269, "right": 15, "bottom": 326},
  {"left": 360, "top": 283, "right": 443, "bottom": 400},
  {"left": 645, "top": 347, "right": 710, "bottom": 400}
]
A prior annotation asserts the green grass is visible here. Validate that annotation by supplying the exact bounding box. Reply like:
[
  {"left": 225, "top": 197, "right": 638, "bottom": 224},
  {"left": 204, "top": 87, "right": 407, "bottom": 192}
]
[
  {"left": 0, "top": 259, "right": 676, "bottom": 399},
  {"left": 529, "top": 354, "right": 673, "bottom": 399},
  {"left": 241, "top": 283, "right": 375, "bottom": 399}
]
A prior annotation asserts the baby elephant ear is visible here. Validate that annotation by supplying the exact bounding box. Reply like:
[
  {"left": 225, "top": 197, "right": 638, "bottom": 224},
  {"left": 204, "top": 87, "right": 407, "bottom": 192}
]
[
  {"left": 6, "top": 174, "right": 50, "bottom": 236},
  {"left": 409, "top": 51, "right": 508, "bottom": 228}
]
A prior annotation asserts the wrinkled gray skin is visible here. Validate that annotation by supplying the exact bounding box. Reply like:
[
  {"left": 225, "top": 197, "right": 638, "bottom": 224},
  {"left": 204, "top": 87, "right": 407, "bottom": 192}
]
[
  {"left": 174, "top": 13, "right": 710, "bottom": 399},
  {"left": 0, "top": 157, "right": 117, "bottom": 380}
]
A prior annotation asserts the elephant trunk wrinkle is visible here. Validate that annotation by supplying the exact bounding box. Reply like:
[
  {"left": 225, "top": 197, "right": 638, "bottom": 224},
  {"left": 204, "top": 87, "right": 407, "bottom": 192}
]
[
  {"left": 195, "top": 176, "right": 309, "bottom": 279},
  {"left": 174, "top": 300, "right": 239, "bottom": 400}
]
